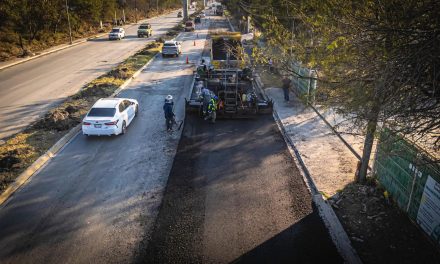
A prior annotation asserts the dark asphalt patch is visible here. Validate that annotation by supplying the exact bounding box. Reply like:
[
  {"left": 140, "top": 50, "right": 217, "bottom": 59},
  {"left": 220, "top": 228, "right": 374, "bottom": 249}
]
[{"left": 138, "top": 115, "right": 343, "bottom": 263}]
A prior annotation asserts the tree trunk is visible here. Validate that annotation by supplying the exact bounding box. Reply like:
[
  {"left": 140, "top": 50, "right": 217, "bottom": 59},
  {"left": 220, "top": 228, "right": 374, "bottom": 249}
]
[{"left": 358, "top": 118, "right": 378, "bottom": 183}]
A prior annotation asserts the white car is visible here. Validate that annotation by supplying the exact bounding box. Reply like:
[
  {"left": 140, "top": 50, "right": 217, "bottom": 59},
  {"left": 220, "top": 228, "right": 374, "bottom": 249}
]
[
  {"left": 109, "top": 27, "right": 125, "bottom": 40},
  {"left": 162, "top": 41, "right": 182, "bottom": 57},
  {"left": 82, "top": 98, "right": 139, "bottom": 136}
]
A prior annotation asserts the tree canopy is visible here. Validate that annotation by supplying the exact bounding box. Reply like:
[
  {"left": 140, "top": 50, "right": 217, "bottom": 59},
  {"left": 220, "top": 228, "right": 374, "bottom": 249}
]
[{"left": 227, "top": 0, "right": 440, "bottom": 180}]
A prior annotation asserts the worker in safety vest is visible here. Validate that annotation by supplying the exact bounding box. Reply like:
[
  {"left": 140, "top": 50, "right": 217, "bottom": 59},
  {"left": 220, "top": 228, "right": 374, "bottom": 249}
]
[{"left": 205, "top": 96, "right": 218, "bottom": 123}]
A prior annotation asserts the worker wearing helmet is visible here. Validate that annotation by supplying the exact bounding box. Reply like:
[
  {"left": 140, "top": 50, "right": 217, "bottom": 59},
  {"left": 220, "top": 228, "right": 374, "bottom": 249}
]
[
  {"left": 163, "top": 95, "right": 175, "bottom": 131},
  {"left": 206, "top": 95, "right": 218, "bottom": 123},
  {"left": 201, "top": 87, "right": 212, "bottom": 116}
]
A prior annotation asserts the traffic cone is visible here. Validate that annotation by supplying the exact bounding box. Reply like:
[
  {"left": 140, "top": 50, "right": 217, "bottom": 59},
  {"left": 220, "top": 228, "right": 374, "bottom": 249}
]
[{"left": 186, "top": 56, "right": 189, "bottom": 64}]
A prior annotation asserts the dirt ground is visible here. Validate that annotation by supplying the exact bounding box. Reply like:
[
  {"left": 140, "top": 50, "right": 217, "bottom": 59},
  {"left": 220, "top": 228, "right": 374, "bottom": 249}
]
[
  {"left": 137, "top": 115, "right": 342, "bottom": 263},
  {"left": 330, "top": 183, "right": 440, "bottom": 264}
]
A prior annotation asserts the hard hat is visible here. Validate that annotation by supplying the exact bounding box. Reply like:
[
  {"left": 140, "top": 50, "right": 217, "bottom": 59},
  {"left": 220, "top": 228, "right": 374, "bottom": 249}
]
[
  {"left": 213, "top": 95, "right": 219, "bottom": 100},
  {"left": 166, "top": 95, "right": 173, "bottom": 101}
]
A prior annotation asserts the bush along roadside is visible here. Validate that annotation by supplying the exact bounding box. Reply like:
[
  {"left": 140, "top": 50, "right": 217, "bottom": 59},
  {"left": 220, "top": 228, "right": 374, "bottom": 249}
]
[{"left": 0, "top": 41, "right": 162, "bottom": 194}]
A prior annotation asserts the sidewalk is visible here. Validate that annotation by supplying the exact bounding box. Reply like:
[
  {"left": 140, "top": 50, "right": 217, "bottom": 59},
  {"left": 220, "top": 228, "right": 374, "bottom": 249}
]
[
  {"left": 264, "top": 85, "right": 440, "bottom": 264},
  {"left": 265, "top": 87, "right": 363, "bottom": 197}
]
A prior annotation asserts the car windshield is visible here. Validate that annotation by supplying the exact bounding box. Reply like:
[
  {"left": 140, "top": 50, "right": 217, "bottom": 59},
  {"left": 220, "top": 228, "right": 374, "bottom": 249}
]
[
  {"left": 88, "top": 108, "right": 116, "bottom": 117},
  {"left": 139, "top": 25, "right": 148, "bottom": 29},
  {"left": 164, "top": 43, "right": 176, "bottom": 47},
  {"left": 111, "top": 29, "right": 120, "bottom": 33}
]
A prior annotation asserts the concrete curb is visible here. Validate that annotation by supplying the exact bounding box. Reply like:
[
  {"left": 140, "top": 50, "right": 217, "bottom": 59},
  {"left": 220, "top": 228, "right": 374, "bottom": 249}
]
[
  {"left": 254, "top": 77, "right": 362, "bottom": 264},
  {"left": 0, "top": 50, "right": 160, "bottom": 207},
  {"left": 0, "top": 125, "right": 81, "bottom": 206}
]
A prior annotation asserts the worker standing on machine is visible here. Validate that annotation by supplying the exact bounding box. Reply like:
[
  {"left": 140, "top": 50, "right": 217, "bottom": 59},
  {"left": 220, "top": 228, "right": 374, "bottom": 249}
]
[
  {"left": 206, "top": 96, "right": 218, "bottom": 124},
  {"left": 201, "top": 86, "right": 212, "bottom": 117}
]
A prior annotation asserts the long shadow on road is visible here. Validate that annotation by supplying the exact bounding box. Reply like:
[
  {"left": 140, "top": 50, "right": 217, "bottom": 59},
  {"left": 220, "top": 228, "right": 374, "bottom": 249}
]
[{"left": 137, "top": 114, "right": 343, "bottom": 263}]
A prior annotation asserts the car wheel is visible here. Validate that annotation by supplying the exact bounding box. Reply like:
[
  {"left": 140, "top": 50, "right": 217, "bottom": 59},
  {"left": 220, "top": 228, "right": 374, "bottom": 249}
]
[{"left": 121, "top": 121, "right": 127, "bottom": 135}]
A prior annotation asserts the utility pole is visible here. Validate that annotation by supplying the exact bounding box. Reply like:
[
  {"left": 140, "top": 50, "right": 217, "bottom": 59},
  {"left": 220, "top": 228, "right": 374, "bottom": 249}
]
[
  {"left": 183, "top": 0, "right": 188, "bottom": 20},
  {"left": 65, "top": 0, "right": 73, "bottom": 45},
  {"left": 134, "top": 0, "right": 137, "bottom": 23},
  {"left": 156, "top": 0, "right": 159, "bottom": 12}
]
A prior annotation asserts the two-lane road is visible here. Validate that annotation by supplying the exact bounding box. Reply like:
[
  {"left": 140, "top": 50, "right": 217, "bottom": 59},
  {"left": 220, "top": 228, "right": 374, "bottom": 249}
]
[
  {"left": 0, "top": 9, "right": 192, "bottom": 140},
  {"left": 0, "top": 20, "right": 207, "bottom": 263}
]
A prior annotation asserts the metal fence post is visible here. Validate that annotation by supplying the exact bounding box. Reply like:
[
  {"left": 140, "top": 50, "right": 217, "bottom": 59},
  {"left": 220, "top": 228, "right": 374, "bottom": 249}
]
[{"left": 307, "top": 68, "right": 311, "bottom": 104}]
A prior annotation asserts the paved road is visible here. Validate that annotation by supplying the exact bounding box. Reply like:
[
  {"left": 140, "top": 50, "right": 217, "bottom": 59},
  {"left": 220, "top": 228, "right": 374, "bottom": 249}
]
[
  {"left": 0, "top": 9, "right": 192, "bottom": 140},
  {"left": 141, "top": 115, "right": 343, "bottom": 263},
  {"left": 0, "top": 21, "right": 207, "bottom": 263}
]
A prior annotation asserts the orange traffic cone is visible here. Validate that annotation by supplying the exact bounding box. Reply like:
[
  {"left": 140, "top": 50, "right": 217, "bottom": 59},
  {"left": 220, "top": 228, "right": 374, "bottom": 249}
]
[{"left": 186, "top": 56, "right": 189, "bottom": 64}]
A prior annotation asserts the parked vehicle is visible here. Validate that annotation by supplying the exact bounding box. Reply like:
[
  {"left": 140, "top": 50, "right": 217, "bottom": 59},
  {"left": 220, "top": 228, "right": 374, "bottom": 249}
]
[
  {"left": 161, "top": 41, "right": 182, "bottom": 57},
  {"left": 109, "top": 28, "right": 125, "bottom": 40},
  {"left": 82, "top": 98, "right": 139, "bottom": 136},
  {"left": 177, "top": 11, "right": 182, "bottom": 17},
  {"left": 201, "top": 12, "right": 206, "bottom": 18},
  {"left": 185, "top": 21, "right": 195, "bottom": 31},
  {"left": 194, "top": 16, "right": 201, "bottom": 24},
  {"left": 137, "top": 23, "right": 152, "bottom": 37}
]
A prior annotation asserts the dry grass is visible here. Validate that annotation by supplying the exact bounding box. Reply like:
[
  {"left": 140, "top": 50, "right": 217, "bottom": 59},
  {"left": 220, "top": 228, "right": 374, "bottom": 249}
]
[{"left": 0, "top": 42, "right": 160, "bottom": 193}]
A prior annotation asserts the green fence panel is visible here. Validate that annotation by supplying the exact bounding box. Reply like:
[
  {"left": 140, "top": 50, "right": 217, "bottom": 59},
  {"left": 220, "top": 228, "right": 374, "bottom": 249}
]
[
  {"left": 291, "top": 64, "right": 316, "bottom": 99},
  {"left": 374, "top": 129, "right": 440, "bottom": 245}
]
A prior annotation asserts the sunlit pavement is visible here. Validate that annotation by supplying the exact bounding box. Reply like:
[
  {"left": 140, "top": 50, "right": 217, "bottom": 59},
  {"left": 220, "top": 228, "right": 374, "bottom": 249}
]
[
  {"left": 0, "top": 16, "right": 208, "bottom": 264},
  {"left": 0, "top": 9, "right": 193, "bottom": 140}
]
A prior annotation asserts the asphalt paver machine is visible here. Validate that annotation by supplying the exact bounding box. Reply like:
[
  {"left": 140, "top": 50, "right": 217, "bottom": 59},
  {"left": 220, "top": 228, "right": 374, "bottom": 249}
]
[
  {"left": 186, "top": 67, "right": 273, "bottom": 117},
  {"left": 186, "top": 32, "right": 273, "bottom": 117}
]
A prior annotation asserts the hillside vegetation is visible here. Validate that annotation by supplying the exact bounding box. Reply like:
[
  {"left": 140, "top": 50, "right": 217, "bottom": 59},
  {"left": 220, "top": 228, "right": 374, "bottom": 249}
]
[{"left": 0, "top": 0, "right": 182, "bottom": 61}]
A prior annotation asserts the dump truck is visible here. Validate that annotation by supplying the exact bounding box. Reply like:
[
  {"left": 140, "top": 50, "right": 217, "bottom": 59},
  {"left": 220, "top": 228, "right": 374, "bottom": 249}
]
[{"left": 210, "top": 32, "right": 244, "bottom": 69}]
